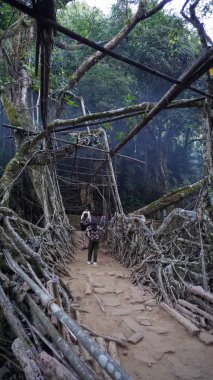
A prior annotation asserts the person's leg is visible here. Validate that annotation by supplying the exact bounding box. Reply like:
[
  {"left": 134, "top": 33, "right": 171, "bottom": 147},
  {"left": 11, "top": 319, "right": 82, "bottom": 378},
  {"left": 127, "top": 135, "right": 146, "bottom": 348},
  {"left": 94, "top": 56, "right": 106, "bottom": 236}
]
[
  {"left": 90, "top": 241, "right": 96, "bottom": 263},
  {"left": 81, "top": 225, "right": 86, "bottom": 248},
  {"left": 87, "top": 241, "right": 93, "bottom": 263},
  {"left": 93, "top": 242, "right": 99, "bottom": 264}
]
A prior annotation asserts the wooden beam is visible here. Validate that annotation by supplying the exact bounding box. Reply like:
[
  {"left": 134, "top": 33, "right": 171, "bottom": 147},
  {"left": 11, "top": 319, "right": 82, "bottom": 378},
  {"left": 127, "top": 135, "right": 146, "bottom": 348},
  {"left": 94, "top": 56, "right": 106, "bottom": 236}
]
[
  {"left": 87, "top": 47, "right": 213, "bottom": 188},
  {"left": 132, "top": 178, "right": 203, "bottom": 217},
  {"left": 2, "top": 0, "right": 213, "bottom": 99}
]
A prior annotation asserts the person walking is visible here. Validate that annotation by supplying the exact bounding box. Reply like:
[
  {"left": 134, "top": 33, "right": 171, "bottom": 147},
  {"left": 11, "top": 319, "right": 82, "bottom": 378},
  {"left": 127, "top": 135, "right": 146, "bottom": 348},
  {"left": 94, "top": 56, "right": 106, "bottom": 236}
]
[
  {"left": 80, "top": 212, "right": 91, "bottom": 248},
  {"left": 81, "top": 207, "right": 91, "bottom": 222},
  {"left": 85, "top": 220, "right": 103, "bottom": 265}
]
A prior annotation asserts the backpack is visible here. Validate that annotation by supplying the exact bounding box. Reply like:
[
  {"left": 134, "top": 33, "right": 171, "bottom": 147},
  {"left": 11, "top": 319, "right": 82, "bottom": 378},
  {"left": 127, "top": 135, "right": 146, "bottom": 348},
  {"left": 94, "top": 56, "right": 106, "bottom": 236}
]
[
  {"left": 89, "top": 227, "right": 102, "bottom": 242},
  {"left": 81, "top": 217, "right": 90, "bottom": 226}
]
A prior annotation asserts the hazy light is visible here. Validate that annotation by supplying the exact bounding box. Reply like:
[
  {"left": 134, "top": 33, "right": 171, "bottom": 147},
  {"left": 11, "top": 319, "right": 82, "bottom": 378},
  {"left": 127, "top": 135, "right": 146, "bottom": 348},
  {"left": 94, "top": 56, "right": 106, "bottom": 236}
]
[{"left": 77, "top": 0, "right": 212, "bottom": 39}]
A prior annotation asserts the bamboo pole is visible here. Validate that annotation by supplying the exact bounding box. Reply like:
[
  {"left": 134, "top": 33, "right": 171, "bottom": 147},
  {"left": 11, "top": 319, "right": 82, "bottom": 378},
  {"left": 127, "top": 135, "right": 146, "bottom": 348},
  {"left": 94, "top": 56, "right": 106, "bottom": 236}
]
[
  {"left": 3, "top": 0, "right": 213, "bottom": 100},
  {"left": 4, "top": 251, "right": 133, "bottom": 380},
  {"left": 112, "top": 47, "right": 213, "bottom": 154},
  {"left": 101, "top": 129, "right": 123, "bottom": 214},
  {"left": 87, "top": 48, "right": 213, "bottom": 184},
  {"left": 27, "top": 296, "right": 97, "bottom": 380},
  {"left": 3, "top": 97, "right": 205, "bottom": 134}
]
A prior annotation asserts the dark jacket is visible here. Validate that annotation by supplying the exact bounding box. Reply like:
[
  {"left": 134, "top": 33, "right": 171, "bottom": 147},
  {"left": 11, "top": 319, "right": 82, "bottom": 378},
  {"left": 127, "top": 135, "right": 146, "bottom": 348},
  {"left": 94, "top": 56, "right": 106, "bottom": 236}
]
[{"left": 85, "top": 225, "right": 103, "bottom": 241}]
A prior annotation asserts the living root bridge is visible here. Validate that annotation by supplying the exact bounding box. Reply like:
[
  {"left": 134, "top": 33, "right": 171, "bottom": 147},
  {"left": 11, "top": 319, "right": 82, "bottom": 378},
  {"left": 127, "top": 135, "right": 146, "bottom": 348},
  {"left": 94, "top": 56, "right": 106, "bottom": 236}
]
[
  {"left": 3, "top": 250, "right": 133, "bottom": 380},
  {"left": 107, "top": 208, "right": 213, "bottom": 333}
]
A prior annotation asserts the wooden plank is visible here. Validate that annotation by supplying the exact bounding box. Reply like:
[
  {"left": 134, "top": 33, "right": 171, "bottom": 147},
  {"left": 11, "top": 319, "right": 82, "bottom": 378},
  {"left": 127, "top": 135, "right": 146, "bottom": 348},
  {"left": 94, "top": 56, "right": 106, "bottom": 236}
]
[{"left": 160, "top": 302, "right": 200, "bottom": 336}]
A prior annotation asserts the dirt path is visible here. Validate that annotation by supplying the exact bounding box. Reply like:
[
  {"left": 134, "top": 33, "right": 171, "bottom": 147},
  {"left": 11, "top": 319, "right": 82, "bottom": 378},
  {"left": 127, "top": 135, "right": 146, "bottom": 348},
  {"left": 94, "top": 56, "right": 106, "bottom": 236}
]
[{"left": 65, "top": 234, "right": 213, "bottom": 380}]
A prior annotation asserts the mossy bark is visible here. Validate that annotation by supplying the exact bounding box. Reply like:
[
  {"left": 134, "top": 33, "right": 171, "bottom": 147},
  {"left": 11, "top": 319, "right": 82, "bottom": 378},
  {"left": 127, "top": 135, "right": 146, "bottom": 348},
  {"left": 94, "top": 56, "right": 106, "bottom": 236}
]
[
  {"left": 1, "top": 95, "right": 23, "bottom": 128},
  {"left": 132, "top": 179, "right": 203, "bottom": 217}
]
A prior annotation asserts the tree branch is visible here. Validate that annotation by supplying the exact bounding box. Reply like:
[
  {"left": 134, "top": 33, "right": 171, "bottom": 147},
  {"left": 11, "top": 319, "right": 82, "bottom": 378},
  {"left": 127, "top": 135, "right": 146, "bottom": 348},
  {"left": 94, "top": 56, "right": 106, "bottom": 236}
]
[
  {"left": 181, "top": 0, "right": 213, "bottom": 47},
  {"left": 55, "top": 40, "right": 108, "bottom": 51},
  {"left": 57, "top": 0, "right": 173, "bottom": 112},
  {"left": 0, "top": 96, "right": 205, "bottom": 201},
  {"left": 0, "top": 17, "right": 34, "bottom": 41},
  {"left": 132, "top": 178, "right": 204, "bottom": 217},
  {"left": 48, "top": 97, "right": 205, "bottom": 130}
]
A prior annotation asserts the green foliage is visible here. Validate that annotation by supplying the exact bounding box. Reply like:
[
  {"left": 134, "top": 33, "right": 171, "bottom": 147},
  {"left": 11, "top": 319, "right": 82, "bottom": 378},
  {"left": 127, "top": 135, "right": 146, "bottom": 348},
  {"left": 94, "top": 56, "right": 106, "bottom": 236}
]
[
  {"left": 125, "top": 92, "right": 137, "bottom": 106},
  {"left": 126, "top": 9, "right": 200, "bottom": 79},
  {"left": 51, "top": 0, "right": 205, "bottom": 210},
  {"left": 102, "top": 122, "right": 113, "bottom": 131},
  {"left": 65, "top": 96, "right": 79, "bottom": 108},
  {"left": 0, "top": 2, "right": 16, "bottom": 30},
  {"left": 77, "top": 62, "right": 136, "bottom": 111},
  {"left": 0, "top": 0, "right": 209, "bottom": 212},
  {"left": 57, "top": 2, "right": 109, "bottom": 40}
]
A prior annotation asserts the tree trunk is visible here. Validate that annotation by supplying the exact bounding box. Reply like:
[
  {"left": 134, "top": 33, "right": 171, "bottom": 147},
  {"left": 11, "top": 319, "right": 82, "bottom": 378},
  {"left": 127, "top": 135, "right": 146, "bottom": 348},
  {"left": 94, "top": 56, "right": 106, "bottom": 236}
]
[{"left": 131, "top": 178, "right": 203, "bottom": 217}]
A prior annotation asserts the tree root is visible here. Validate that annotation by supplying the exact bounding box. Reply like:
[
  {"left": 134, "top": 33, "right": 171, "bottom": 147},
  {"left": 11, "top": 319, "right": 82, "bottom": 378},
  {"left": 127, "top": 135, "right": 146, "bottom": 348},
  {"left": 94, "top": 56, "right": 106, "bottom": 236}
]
[{"left": 107, "top": 206, "right": 213, "bottom": 332}]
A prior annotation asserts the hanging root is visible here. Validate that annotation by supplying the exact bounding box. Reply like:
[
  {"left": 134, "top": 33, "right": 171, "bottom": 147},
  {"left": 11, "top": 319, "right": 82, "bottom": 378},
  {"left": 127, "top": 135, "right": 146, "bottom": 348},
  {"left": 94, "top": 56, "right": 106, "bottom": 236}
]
[
  {"left": 107, "top": 206, "right": 213, "bottom": 331},
  {"left": 0, "top": 205, "right": 78, "bottom": 378},
  {"left": 0, "top": 204, "right": 133, "bottom": 380}
]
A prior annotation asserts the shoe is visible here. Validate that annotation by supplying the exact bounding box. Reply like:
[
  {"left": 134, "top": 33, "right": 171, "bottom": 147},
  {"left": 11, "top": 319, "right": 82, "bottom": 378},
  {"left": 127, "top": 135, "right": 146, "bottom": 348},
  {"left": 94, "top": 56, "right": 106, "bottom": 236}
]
[
  {"left": 87, "top": 261, "right": 91, "bottom": 265},
  {"left": 93, "top": 262, "right": 98, "bottom": 265}
]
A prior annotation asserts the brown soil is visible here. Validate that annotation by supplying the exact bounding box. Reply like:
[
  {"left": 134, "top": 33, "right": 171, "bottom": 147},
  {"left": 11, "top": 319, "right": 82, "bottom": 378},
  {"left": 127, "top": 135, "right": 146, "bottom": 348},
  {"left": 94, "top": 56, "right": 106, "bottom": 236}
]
[{"left": 65, "top": 233, "right": 213, "bottom": 380}]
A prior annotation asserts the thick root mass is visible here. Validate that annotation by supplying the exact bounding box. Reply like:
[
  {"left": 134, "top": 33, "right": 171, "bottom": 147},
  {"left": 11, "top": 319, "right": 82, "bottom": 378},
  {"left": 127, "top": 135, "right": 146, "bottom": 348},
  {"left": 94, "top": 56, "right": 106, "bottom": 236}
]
[{"left": 107, "top": 207, "right": 213, "bottom": 331}]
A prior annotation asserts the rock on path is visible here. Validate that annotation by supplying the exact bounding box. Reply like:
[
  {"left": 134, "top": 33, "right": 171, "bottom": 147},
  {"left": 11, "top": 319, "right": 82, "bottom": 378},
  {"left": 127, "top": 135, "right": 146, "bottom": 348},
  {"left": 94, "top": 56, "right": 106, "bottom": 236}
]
[{"left": 64, "top": 236, "right": 213, "bottom": 380}]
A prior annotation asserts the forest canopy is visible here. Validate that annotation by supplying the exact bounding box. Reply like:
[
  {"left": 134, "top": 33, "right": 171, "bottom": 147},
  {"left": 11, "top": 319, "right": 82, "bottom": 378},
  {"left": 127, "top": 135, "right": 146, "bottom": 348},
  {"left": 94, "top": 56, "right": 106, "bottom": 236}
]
[
  {"left": 0, "top": 1, "right": 213, "bottom": 378},
  {"left": 0, "top": 0, "right": 209, "bottom": 211}
]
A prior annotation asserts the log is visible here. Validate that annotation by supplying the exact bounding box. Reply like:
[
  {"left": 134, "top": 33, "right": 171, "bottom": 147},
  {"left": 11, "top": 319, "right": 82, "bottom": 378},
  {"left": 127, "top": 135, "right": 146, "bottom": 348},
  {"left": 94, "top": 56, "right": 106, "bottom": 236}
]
[
  {"left": 177, "top": 299, "right": 213, "bottom": 326},
  {"left": 190, "top": 296, "right": 213, "bottom": 315},
  {"left": 175, "top": 304, "right": 198, "bottom": 326},
  {"left": 108, "top": 341, "right": 120, "bottom": 364},
  {"left": 96, "top": 336, "right": 107, "bottom": 351},
  {"left": 30, "top": 323, "right": 68, "bottom": 365},
  {"left": 12, "top": 338, "right": 44, "bottom": 380},
  {"left": 80, "top": 323, "right": 128, "bottom": 348},
  {"left": 27, "top": 263, "right": 48, "bottom": 294},
  {"left": 186, "top": 285, "right": 213, "bottom": 303},
  {"left": 37, "top": 351, "right": 79, "bottom": 380},
  {"left": 6, "top": 251, "right": 132, "bottom": 380},
  {"left": 79, "top": 344, "right": 93, "bottom": 364},
  {"left": 0, "top": 284, "right": 30, "bottom": 342},
  {"left": 160, "top": 302, "right": 200, "bottom": 336},
  {"left": 132, "top": 179, "right": 203, "bottom": 217},
  {"left": 93, "top": 339, "right": 104, "bottom": 378},
  {"left": 27, "top": 296, "right": 96, "bottom": 380},
  {"left": 96, "top": 337, "right": 111, "bottom": 380},
  {"left": 47, "top": 280, "right": 58, "bottom": 325},
  {"left": 52, "top": 279, "right": 69, "bottom": 340}
]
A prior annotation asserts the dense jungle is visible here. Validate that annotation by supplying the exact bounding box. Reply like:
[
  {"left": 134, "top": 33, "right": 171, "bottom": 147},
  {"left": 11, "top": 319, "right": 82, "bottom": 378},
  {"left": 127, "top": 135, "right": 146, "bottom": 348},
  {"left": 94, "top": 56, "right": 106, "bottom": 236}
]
[
  {"left": 0, "top": 0, "right": 206, "bottom": 213},
  {"left": 0, "top": 0, "right": 213, "bottom": 379}
]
